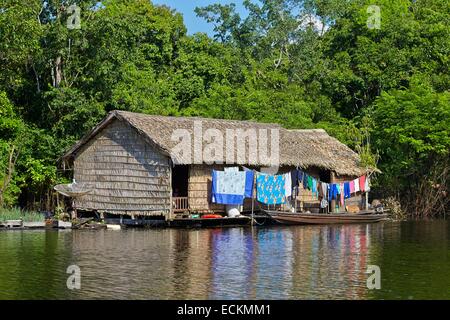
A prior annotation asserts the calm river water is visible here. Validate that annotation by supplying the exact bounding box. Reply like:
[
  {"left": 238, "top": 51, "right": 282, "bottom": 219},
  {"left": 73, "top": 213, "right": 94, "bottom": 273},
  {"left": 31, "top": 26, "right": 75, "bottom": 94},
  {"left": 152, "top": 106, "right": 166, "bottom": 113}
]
[{"left": 0, "top": 220, "right": 449, "bottom": 299}]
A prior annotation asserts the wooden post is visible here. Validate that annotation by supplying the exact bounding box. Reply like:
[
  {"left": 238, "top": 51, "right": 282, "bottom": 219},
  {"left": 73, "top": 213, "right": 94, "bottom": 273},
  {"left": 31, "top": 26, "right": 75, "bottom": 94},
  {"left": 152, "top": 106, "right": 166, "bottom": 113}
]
[
  {"left": 251, "top": 191, "right": 254, "bottom": 227},
  {"left": 365, "top": 192, "right": 369, "bottom": 210},
  {"left": 251, "top": 170, "right": 256, "bottom": 225},
  {"left": 294, "top": 186, "right": 297, "bottom": 213},
  {"left": 168, "top": 160, "right": 173, "bottom": 221}
]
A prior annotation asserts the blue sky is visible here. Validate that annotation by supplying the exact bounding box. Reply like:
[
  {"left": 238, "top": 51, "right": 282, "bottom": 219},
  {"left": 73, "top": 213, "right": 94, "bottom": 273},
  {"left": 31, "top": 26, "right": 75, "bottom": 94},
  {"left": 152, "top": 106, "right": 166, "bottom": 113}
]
[{"left": 152, "top": 0, "right": 247, "bottom": 36}]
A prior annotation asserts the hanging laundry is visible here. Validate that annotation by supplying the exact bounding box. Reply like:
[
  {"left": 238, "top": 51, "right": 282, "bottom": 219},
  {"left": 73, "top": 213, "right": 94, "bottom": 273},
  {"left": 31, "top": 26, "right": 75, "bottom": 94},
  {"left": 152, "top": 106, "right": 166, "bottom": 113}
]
[
  {"left": 256, "top": 173, "right": 286, "bottom": 205},
  {"left": 354, "top": 178, "right": 360, "bottom": 193},
  {"left": 344, "top": 182, "right": 351, "bottom": 199},
  {"left": 302, "top": 172, "right": 308, "bottom": 190},
  {"left": 359, "top": 175, "right": 366, "bottom": 192},
  {"left": 291, "top": 169, "right": 299, "bottom": 188},
  {"left": 350, "top": 180, "right": 355, "bottom": 194},
  {"left": 284, "top": 172, "right": 292, "bottom": 197},
  {"left": 290, "top": 171, "right": 298, "bottom": 198},
  {"left": 318, "top": 182, "right": 325, "bottom": 199},
  {"left": 339, "top": 182, "right": 345, "bottom": 208},
  {"left": 312, "top": 178, "right": 318, "bottom": 199},
  {"left": 298, "top": 170, "right": 304, "bottom": 183},
  {"left": 211, "top": 170, "right": 246, "bottom": 205},
  {"left": 365, "top": 176, "right": 371, "bottom": 192},
  {"left": 322, "top": 182, "right": 328, "bottom": 200},
  {"left": 244, "top": 169, "right": 255, "bottom": 198},
  {"left": 340, "top": 183, "right": 345, "bottom": 207},
  {"left": 307, "top": 175, "right": 313, "bottom": 190},
  {"left": 328, "top": 184, "right": 338, "bottom": 201}
]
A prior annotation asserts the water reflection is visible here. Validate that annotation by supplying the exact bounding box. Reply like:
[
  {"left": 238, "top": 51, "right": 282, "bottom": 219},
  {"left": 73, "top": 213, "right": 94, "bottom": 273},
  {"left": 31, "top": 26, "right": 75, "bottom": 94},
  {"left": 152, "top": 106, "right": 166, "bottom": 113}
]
[{"left": 0, "top": 221, "right": 449, "bottom": 299}]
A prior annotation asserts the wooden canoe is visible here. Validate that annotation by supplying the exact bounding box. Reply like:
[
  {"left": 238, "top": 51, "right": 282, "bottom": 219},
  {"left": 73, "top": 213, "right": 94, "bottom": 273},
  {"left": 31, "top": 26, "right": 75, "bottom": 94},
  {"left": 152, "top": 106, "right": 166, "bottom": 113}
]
[{"left": 265, "top": 210, "right": 388, "bottom": 225}]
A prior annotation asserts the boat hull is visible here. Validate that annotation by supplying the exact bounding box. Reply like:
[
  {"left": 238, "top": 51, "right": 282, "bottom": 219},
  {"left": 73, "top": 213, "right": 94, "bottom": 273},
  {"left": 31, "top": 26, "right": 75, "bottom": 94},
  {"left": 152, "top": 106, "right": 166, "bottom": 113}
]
[{"left": 267, "top": 211, "right": 388, "bottom": 225}]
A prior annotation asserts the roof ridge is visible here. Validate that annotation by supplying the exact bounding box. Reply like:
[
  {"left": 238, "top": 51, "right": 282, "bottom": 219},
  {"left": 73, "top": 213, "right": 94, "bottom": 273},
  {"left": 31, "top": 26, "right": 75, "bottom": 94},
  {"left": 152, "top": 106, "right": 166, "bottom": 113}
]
[
  {"left": 288, "top": 128, "right": 327, "bottom": 133},
  {"left": 113, "top": 110, "right": 281, "bottom": 127}
]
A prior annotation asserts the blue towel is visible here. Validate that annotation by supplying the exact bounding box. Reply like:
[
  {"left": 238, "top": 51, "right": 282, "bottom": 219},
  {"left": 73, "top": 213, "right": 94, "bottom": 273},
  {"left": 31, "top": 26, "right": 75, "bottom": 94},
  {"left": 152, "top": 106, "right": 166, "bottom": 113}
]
[
  {"left": 344, "top": 182, "right": 351, "bottom": 199},
  {"left": 328, "top": 184, "right": 338, "bottom": 201},
  {"left": 244, "top": 170, "right": 254, "bottom": 198}
]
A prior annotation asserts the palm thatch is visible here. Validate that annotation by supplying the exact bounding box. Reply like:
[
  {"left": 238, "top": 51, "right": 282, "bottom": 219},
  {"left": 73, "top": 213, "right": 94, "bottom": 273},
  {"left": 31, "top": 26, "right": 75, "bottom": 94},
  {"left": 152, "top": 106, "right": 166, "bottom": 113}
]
[
  {"left": 62, "top": 110, "right": 366, "bottom": 176},
  {"left": 281, "top": 129, "right": 365, "bottom": 176}
]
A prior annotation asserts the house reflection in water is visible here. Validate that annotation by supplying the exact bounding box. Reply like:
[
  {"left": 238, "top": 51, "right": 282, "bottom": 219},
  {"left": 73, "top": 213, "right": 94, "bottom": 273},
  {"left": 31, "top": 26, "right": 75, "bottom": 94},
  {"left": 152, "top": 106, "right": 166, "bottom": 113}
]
[{"left": 62, "top": 224, "right": 385, "bottom": 299}]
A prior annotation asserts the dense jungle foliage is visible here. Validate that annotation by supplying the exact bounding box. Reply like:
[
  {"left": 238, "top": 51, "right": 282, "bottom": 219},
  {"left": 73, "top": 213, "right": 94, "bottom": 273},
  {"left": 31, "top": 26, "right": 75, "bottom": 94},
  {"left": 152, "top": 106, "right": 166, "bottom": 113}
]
[{"left": 0, "top": 0, "right": 448, "bottom": 216}]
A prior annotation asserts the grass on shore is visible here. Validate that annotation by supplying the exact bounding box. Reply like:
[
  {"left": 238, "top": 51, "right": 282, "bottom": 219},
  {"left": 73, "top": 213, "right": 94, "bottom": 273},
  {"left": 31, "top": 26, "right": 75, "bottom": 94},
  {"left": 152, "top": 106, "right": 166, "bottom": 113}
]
[{"left": 0, "top": 207, "right": 45, "bottom": 222}]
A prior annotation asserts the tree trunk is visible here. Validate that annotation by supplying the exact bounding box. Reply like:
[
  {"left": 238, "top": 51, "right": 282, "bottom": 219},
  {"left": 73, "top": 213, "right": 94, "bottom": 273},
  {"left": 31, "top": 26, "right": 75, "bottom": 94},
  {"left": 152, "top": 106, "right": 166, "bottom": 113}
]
[
  {"left": 54, "top": 56, "right": 63, "bottom": 87},
  {"left": 0, "top": 145, "right": 19, "bottom": 207}
]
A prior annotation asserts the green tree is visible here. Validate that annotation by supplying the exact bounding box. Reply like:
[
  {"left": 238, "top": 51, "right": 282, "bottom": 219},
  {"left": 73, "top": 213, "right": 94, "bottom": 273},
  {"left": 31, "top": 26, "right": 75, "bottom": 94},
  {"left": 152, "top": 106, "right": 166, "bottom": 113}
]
[
  {"left": 0, "top": 92, "right": 26, "bottom": 206},
  {"left": 371, "top": 82, "right": 450, "bottom": 216}
]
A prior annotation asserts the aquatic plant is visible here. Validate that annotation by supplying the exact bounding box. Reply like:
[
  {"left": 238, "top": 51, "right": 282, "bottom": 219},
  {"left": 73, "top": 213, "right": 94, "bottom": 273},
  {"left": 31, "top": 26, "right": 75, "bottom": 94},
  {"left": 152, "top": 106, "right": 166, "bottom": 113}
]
[{"left": 0, "top": 207, "right": 45, "bottom": 222}]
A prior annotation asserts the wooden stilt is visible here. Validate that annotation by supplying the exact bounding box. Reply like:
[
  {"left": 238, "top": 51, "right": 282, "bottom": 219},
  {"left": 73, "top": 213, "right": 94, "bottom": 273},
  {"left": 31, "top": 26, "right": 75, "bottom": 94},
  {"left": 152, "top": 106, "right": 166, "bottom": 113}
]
[{"left": 251, "top": 171, "right": 255, "bottom": 226}]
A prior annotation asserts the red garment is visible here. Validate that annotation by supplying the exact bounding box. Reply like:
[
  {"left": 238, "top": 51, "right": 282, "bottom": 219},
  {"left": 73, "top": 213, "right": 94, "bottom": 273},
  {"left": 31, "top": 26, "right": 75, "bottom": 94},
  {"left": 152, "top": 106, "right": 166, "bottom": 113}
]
[{"left": 359, "top": 175, "right": 366, "bottom": 192}]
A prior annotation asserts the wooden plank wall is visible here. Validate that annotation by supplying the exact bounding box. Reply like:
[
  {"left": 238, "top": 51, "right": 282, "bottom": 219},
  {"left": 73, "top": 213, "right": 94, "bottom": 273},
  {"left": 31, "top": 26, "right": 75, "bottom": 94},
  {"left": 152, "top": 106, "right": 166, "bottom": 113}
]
[
  {"left": 188, "top": 164, "right": 225, "bottom": 213},
  {"left": 73, "top": 119, "right": 171, "bottom": 217}
]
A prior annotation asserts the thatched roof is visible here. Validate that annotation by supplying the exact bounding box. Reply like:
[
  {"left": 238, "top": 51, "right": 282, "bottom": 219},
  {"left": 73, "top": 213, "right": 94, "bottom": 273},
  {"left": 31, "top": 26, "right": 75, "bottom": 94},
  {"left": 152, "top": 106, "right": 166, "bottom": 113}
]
[
  {"left": 281, "top": 129, "right": 364, "bottom": 176},
  {"left": 62, "top": 110, "right": 366, "bottom": 176}
]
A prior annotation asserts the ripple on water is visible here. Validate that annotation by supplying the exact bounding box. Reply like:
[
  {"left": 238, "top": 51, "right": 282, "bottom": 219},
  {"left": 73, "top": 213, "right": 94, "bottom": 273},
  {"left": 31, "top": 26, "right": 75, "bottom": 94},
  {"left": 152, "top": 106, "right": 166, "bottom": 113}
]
[{"left": 0, "top": 220, "right": 449, "bottom": 299}]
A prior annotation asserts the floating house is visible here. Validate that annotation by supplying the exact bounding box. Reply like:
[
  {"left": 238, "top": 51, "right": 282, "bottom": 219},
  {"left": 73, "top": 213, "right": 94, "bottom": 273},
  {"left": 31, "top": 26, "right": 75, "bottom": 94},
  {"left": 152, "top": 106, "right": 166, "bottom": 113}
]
[{"left": 61, "top": 111, "right": 368, "bottom": 220}]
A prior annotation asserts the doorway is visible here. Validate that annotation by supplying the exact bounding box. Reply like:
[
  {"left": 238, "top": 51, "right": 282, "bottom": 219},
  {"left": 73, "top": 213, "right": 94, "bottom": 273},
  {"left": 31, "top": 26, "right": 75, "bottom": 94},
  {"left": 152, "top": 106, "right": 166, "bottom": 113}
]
[{"left": 172, "top": 165, "right": 189, "bottom": 197}]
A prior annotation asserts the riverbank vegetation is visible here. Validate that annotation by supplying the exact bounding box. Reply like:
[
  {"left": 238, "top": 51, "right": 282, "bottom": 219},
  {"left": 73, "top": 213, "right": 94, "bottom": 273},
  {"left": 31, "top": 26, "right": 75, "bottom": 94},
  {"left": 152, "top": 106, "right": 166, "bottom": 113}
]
[
  {"left": 0, "top": 207, "right": 45, "bottom": 222},
  {"left": 0, "top": 0, "right": 448, "bottom": 216}
]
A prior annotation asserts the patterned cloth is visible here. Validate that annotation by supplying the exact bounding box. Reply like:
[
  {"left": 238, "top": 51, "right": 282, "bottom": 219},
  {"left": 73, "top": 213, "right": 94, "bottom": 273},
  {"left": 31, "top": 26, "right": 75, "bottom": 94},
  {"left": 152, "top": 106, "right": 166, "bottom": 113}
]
[
  {"left": 256, "top": 173, "right": 286, "bottom": 205},
  {"left": 216, "top": 170, "right": 245, "bottom": 194},
  {"left": 212, "top": 170, "right": 246, "bottom": 205}
]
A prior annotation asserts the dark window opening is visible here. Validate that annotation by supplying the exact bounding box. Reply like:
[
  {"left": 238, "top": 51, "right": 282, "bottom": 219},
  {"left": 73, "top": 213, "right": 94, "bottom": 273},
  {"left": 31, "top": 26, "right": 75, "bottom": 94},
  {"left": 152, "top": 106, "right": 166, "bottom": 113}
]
[{"left": 319, "top": 170, "right": 331, "bottom": 183}]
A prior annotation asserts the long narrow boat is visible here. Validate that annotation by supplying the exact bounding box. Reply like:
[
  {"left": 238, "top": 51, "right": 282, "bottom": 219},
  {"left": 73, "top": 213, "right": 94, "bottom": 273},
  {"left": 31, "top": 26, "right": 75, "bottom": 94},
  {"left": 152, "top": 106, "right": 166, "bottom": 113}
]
[{"left": 264, "top": 210, "right": 388, "bottom": 225}]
